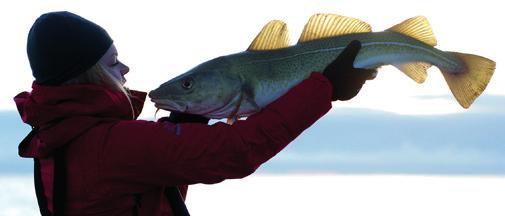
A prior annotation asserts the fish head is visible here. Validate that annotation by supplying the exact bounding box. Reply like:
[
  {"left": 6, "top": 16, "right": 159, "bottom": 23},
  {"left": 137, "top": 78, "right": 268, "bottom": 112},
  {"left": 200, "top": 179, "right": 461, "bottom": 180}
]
[{"left": 149, "top": 57, "right": 242, "bottom": 118}]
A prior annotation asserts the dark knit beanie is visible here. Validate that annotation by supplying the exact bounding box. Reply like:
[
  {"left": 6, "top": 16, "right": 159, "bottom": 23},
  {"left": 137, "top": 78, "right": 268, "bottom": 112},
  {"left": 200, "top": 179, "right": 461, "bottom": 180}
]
[{"left": 27, "top": 11, "right": 113, "bottom": 85}]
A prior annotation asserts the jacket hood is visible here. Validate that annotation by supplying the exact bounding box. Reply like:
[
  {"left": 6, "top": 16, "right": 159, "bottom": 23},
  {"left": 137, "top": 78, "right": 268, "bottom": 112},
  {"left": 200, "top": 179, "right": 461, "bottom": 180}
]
[{"left": 14, "top": 82, "right": 147, "bottom": 158}]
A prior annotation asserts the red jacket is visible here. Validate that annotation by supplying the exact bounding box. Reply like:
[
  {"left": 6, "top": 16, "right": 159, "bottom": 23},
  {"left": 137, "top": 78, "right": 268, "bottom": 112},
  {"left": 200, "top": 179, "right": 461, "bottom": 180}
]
[{"left": 15, "top": 73, "right": 332, "bottom": 216}]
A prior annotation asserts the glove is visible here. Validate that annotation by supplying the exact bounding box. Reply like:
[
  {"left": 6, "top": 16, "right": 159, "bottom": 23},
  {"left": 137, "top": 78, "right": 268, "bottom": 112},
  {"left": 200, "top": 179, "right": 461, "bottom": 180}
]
[
  {"left": 322, "top": 40, "right": 377, "bottom": 101},
  {"left": 158, "top": 112, "right": 210, "bottom": 124}
]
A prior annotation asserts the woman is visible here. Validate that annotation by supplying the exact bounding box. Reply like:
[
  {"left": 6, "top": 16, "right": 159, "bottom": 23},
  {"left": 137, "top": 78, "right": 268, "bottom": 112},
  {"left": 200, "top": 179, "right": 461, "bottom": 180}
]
[{"left": 15, "top": 11, "right": 375, "bottom": 216}]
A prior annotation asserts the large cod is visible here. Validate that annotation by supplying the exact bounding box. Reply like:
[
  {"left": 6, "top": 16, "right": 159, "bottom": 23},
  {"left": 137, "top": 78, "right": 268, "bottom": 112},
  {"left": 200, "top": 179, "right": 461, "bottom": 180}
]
[{"left": 149, "top": 14, "right": 496, "bottom": 122}]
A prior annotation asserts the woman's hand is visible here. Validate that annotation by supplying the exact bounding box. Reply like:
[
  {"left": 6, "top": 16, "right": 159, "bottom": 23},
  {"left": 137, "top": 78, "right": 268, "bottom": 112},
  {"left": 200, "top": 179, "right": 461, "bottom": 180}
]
[{"left": 322, "top": 40, "right": 377, "bottom": 101}]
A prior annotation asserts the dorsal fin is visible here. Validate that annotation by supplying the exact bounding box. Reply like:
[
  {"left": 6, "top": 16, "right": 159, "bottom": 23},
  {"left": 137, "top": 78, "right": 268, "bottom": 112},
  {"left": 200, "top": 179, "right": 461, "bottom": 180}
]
[
  {"left": 387, "top": 16, "right": 437, "bottom": 46},
  {"left": 248, "top": 20, "right": 290, "bottom": 51},
  {"left": 298, "top": 14, "right": 372, "bottom": 43}
]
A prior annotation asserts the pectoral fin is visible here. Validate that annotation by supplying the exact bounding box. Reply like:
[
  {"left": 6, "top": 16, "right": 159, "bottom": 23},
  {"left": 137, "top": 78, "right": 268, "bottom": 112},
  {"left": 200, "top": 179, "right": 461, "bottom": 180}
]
[
  {"left": 227, "top": 93, "right": 244, "bottom": 125},
  {"left": 226, "top": 83, "right": 261, "bottom": 125},
  {"left": 242, "top": 82, "right": 261, "bottom": 112}
]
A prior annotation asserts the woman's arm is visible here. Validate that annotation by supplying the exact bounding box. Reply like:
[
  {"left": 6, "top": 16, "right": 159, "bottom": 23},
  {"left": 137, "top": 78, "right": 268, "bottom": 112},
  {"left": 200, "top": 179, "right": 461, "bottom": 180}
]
[
  {"left": 101, "top": 72, "right": 331, "bottom": 187},
  {"left": 100, "top": 41, "right": 374, "bottom": 188}
]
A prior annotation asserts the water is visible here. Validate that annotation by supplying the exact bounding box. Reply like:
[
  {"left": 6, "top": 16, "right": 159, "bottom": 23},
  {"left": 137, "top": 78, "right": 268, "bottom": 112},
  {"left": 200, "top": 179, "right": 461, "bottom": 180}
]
[{"left": 1, "top": 174, "right": 504, "bottom": 216}]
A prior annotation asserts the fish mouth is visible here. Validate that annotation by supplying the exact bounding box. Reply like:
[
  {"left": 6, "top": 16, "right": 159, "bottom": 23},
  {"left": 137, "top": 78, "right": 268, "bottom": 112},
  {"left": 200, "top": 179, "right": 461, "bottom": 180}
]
[{"left": 151, "top": 99, "right": 188, "bottom": 113}]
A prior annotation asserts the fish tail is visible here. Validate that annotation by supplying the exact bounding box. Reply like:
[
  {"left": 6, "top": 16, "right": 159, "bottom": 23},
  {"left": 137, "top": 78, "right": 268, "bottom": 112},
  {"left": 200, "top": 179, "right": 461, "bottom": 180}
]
[
  {"left": 388, "top": 16, "right": 496, "bottom": 108},
  {"left": 441, "top": 52, "right": 496, "bottom": 108}
]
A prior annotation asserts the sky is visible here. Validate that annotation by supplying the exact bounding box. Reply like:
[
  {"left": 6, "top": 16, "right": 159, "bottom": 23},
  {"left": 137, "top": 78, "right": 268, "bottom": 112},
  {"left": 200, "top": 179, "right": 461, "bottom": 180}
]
[
  {"left": 0, "top": 0, "right": 503, "bottom": 117},
  {"left": 1, "top": 0, "right": 504, "bottom": 174}
]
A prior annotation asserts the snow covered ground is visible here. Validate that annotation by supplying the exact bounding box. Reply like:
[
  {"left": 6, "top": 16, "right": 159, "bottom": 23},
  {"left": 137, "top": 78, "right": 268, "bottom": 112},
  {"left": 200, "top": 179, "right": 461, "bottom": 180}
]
[{"left": 1, "top": 174, "right": 504, "bottom": 216}]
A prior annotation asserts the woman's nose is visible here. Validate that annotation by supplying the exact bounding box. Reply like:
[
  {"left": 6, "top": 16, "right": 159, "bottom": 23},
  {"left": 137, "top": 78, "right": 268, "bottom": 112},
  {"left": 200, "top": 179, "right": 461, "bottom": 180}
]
[{"left": 120, "top": 63, "right": 129, "bottom": 75}]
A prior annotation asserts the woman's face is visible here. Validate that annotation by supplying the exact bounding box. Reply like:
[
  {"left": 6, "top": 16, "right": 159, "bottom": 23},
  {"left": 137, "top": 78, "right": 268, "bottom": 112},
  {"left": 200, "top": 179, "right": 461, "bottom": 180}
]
[{"left": 99, "top": 44, "right": 129, "bottom": 85}]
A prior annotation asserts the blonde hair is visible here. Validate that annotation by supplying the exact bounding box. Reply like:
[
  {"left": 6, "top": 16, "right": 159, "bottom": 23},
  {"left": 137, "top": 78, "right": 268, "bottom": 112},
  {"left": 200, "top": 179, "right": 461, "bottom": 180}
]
[{"left": 63, "top": 63, "right": 136, "bottom": 119}]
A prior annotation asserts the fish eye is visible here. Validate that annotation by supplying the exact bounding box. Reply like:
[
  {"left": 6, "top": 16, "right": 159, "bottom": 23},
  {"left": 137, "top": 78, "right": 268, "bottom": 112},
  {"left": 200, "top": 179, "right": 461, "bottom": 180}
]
[{"left": 181, "top": 77, "right": 194, "bottom": 90}]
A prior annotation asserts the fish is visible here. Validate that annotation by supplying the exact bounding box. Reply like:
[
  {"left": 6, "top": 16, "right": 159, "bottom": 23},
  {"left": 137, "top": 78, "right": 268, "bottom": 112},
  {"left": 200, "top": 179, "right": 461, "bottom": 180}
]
[{"left": 149, "top": 14, "right": 496, "bottom": 122}]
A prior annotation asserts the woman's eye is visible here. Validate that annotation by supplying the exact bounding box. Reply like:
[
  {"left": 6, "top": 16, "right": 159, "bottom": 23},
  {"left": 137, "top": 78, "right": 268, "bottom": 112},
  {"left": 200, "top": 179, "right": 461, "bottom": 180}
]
[
  {"left": 182, "top": 78, "right": 194, "bottom": 89},
  {"left": 111, "top": 56, "right": 119, "bottom": 66}
]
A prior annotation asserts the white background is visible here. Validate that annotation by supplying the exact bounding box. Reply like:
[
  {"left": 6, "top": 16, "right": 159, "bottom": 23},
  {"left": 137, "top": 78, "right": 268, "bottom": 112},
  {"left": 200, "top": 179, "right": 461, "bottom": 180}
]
[{"left": 0, "top": 0, "right": 503, "bottom": 116}]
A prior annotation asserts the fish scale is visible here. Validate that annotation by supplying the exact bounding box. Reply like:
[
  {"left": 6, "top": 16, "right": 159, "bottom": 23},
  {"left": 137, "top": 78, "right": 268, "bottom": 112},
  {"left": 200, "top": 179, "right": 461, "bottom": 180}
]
[
  {"left": 149, "top": 14, "right": 495, "bottom": 121},
  {"left": 227, "top": 31, "right": 462, "bottom": 108}
]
